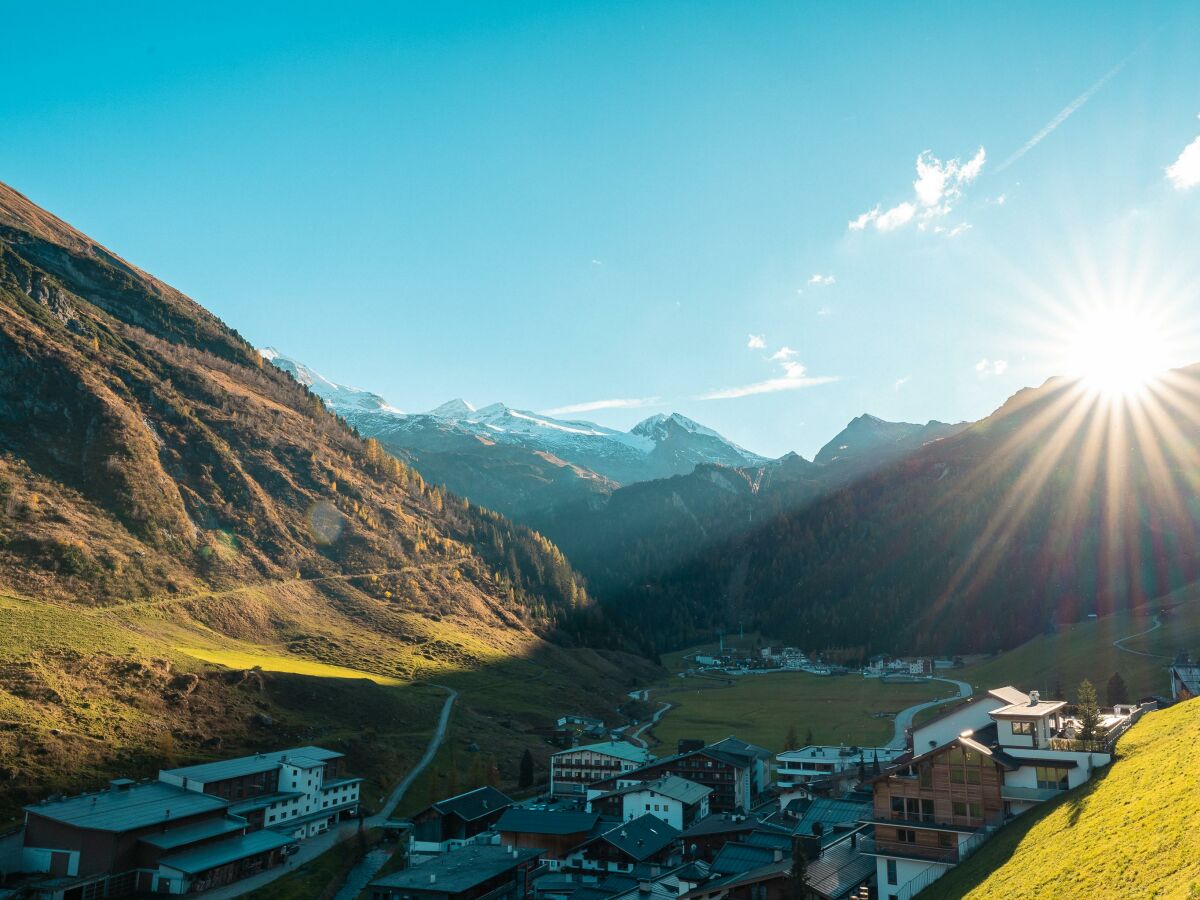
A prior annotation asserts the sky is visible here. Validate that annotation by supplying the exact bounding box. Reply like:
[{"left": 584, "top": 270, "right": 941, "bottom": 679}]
[{"left": 4, "top": 2, "right": 1200, "bottom": 458}]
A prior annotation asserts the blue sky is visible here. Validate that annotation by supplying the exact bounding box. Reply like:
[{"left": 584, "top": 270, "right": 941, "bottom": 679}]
[{"left": 4, "top": 2, "right": 1200, "bottom": 457}]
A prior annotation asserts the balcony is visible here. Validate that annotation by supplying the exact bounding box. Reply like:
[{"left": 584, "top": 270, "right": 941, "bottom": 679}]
[
  {"left": 1001, "top": 785, "right": 1067, "bottom": 803},
  {"left": 856, "top": 837, "right": 958, "bottom": 865}
]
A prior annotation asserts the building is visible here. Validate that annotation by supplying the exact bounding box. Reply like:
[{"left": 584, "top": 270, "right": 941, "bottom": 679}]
[
  {"left": 369, "top": 842, "right": 543, "bottom": 900},
  {"left": 159, "top": 745, "right": 362, "bottom": 839},
  {"left": 20, "top": 779, "right": 292, "bottom": 897},
  {"left": 592, "top": 746, "right": 757, "bottom": 813},
  {"left": 495, "top": 809, "right": 601, "bottom": 864},
  {"left": 590, "top": 776, "right": 711, "bottom": 830},
  {"left": 862, "top": 687, "right": 1137, "bottom": 899},
  {"left": 1170, "top": 658, "right": 1200, "bottom": 701},
  {"left": 680, "top": 814, "right": 784, "bottom": 863},
  {"left": 565, "top": 814, "right": 682, "bottom": 875},
  {"left": 908, "top": 686, "right": 1028, "bottom": 753},
  {"left": 706, "top": 738, "right": 773, "bottom": 798},
  {"left": 550, "top": 742, "right": 655, "bottom": 797},
  {"left": 776, "top": 747, "right": 904, "bottom": 791},
  {"left": 410, "top": 786, "right": 515, "bottom": 855}
]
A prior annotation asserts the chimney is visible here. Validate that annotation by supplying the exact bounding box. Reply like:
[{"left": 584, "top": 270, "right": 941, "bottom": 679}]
[{"left": 1029, "top": 690, "right": 1040, "bottom": 706}]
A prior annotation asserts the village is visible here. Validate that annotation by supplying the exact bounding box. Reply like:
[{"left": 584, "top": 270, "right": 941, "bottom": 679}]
[{"left": 6, "top": 657, "right": 1195, "bottom": 900}]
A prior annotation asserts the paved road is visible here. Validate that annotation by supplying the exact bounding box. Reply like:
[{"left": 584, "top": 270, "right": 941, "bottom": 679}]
[
  {"left": 1112, "top": 615, "right": 1168, "bottom": 659},
  {"left": 628, "top": 699, "right": 672, "bottom": 749},
  {"left": 196, "top": 685, "right": 457, "bottom": 899},
  {"left": 887, "top": 677, "right": 973, "bottom": 749}
]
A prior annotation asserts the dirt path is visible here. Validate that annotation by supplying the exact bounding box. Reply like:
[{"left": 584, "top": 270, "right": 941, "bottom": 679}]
[{"left": 1113, "top": 615, "right": 1169, "bottom": 659}]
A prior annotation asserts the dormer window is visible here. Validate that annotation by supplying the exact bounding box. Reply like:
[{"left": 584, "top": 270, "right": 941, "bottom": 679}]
[{"left": 1012, "top": 721, "right": 1035, "bottom": 735}]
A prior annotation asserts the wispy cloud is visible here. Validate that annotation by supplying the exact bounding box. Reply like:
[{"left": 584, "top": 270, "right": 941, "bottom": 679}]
[
  {"left": 747, "top": 334, "right": 766, "bottom": 349},
  {"left": 975, "top": 358, "right": 1008, "bottom": 376},
  {"left": 808, "top": 273, "right": 836, "bottom": 286},
  {"left": 849, "top": 148, "right": 984, "bottom": 234},
  {"left": 1166, "top": 117, "right": 1200, "bottom": 191},
  {"left": 544, "top": 397, "right": 661, "bottom": 415},
  {"left": 769, "top": 346, "right": 798, "bottom": 361},
  {"left": 698, "top": 360, "right": 838, "bottom": 400},
  {"left": 893, "top": 375, "right": 911, "bottom": 391},
  {"left": 998, "top": 51, "right": 1137, "bottom": 172}
]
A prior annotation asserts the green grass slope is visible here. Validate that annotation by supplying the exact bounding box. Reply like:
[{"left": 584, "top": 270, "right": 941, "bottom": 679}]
[{"left": 920, "top": 699, "right": 1200, "bottom": 899}]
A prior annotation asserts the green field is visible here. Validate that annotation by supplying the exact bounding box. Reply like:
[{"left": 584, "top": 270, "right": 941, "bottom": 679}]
[
  {"left": 176, "top": 644, "right": 404, "bottom": 685},
  {"left": 923, "top": 699, "right": 1200, "bottom": 899},
  {"left": 645, "top": 671, "right": 952, "bottom": 752}
]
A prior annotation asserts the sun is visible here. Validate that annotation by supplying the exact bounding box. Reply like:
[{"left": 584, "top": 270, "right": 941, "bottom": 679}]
[{"left": 1064, "top": 308, "right": 1169, "bottom": 398}]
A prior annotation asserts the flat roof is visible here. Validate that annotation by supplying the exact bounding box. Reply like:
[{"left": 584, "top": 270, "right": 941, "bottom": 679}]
[
  {"left": 158, "top": 829, "right": 293, "bottom": 875},
  {"left": 160, "top": 746, "right": 342, "bottom": 784},
  {"left": 552, "top": 741, "right": 655, "bottom": 763},
  {"left": 25, "top": 782, "right": 228, "bottom": 833},
  {"left": 991, "top": 700, "right": 1068, "bottom": 718},
  {"left": 139, "top": 816, "right": 247, "bottom": 850},
  {"left": 496, "top": 808, "right": 599, "bottom": 836},
  {"left": 372, "top": 844, "right": 541, "bottom": 892}
]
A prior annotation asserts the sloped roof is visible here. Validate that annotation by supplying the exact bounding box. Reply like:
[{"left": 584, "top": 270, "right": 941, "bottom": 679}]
[
  {"left": 160, "top": 746, "right": 342, "bottom": 783},
  {"left": 710, "top": 841, "right": 776, "bottom": 875},
  {"left": 372, "top": 844, "right": 541, "bottom": 892},
  {"left": 683, "top": 813, "right": 786, "bottom": 839},
  {"left": 774, "top": 797, "right": 871, "bottom": 841},
  {"left": 496, "top": 808, "right": 599, "bottom": 835},
  {"left": 552, "top": 741, "right": 655, "bottom": 763},
  {"left": 707, "top": 737, "right": 773, "bottom": 762},
  {"left": 138, "top": 816, "right": 247, "bottom": 850},
  {"left": 26, "top": 782, "right": 228, "bottom": 832},
  {"left": 158, "top": 829, "right": 292, "bottom": 875},
  {"left": 433, "top": 786, "right": 514, "bottom": 822},
  {"left": 593, "top": 814, "right": 680, "bottom": 861},
  {"left": 987, "top": 686, "right": 1031, "bottom": 706},
  {"left": 806, "top": 832, "right": 875, "bottom": 900},
  {"left": 597, "top": 775, "right": 712, "bottom": 806}
]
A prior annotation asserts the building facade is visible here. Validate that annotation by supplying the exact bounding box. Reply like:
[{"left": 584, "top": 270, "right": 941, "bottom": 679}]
[{"left": 549, "top": 742, "right": 655, "bottom": 796}]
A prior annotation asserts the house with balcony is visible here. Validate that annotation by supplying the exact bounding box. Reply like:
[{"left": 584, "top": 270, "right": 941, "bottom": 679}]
[
  {"left": 591, "top": 744, "right": 760, "bottom": 813},
  {"left": 589, "top": 775, "right": 711, "bottom": 830},
  {"left": 775, "top": 746, "right": 904, "bottom": 791},
  {"left": 410, "top": 786, "right": 515, "bottom": 856},
  {"left": 564, "top": 814, "right": 682, "bottom": 876},
  {"left": 862, "top": 687, "right": 1143, "bottom": 899},
  {"left": 550, "top": 742, "right": 655, "bottom": 797}
]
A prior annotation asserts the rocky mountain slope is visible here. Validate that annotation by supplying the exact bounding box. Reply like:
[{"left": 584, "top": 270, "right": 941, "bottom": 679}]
[{"left": 0, "top": 180, "right": 652, "bottom": 810}]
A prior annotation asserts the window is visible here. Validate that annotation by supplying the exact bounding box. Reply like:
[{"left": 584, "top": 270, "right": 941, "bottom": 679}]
[
  {"left": 896, "top": 828, "right": 917, "bottom": 844},
  {"left": 1012, "top": 721, "right": 1035, "bottom": 736},
  {"left": 919, "top": 762, "right": 933, "bottom": 788},
  {"left": 968, "top": 802, "right": 982, "bottom": 819},
  {"left": 891, "top": 797, "right": 934, "bottom": 822},
  {"left": 937, "top": 832, "right": 954, "bottom": 849},
  {"left": 886, "top": 859, "right": 898, "bottom": 885},
  {"left": 952, "top": 801, "right": 967, "bottom": 817},
  {"left": 1035, "top": 766, "right": 1069, "bottom": 791}
]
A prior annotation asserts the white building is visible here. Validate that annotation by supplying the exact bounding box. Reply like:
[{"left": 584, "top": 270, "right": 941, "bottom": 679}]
[
  {"left": 589, "top": 775, "right": 711, "bottom": 830},
  {"left": 775, "top": 745, "right": 905, "bottom": 790},
  {"left": 550, "top": 741, "right": 655, "bottom": 796}
]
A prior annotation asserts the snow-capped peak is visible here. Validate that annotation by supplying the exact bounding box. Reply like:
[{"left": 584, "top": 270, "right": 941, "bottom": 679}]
[
  {"left": 260, "top": 348, "right": 403, "bottom": 414},
  {"left": 631, "top": 412, "right": 722, "bottom": 441},
  {"left": 427, "top": 398, "right": 477, "bottom": 418}
]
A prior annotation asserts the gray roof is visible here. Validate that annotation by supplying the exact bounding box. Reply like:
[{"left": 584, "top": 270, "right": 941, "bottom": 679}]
[
  {"left": 711, "top": 842, "right": 776, "bottom": 875},
  {"left": 138, "top": 816, "right": 247, "bottom": 850},
  {"left": 776, "top": 797, "right": 872, "bottom": 842},
  {"left": 707, "top": 737, "right": 773, "bottom": 762},
  {"left": 158, "top": 829, "right": 293, "bottom": 875},
  {"left": 25, "top": 782, "right": 228, "bottom": 832},
  {"left": 160, "top": 746, "right": 342, "bottom": 784},
  {"left": 372, "top": 844, "right": 541, "bottom": 892},
  {"left": 432, "top": 786, "right": 514, "bottom": 822},
  {"left": 593, "top": 814, "right": 680, "bottom": 861},
  {"left": 806, "top": 832, "right": 875, "bottom": 900},
  {"left": 598, "top": 775, "right": 711, "bottom": 806},
  {"left": 496, "top": 808, "right": 599, "bottom": 836}
]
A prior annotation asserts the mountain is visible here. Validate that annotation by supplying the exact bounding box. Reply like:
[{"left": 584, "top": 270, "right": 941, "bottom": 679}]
[
  {"left": 592, "top": 370, "right": 1200, "bottom": 656},
  {"left": 813, "top": 413, "right": 968, "bottom": 479},
  {"left": 0, "top": 180, "right": 654, "bottom": 810},
  {"left": 260, "top": 349, "right": 767, "bottom": 519},
  {"left": 921, "top": 699, "right": 1200, "bottom": 898}
]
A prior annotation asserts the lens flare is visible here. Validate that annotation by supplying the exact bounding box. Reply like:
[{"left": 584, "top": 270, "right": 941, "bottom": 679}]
[{"left": 1064, "top": 308, "right": 1169, "bottom": 398}]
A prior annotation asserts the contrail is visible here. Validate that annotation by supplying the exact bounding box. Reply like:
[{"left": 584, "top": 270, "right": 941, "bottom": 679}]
[{"left": 997, "top": 47, "right": 1141, "bottom": 172}]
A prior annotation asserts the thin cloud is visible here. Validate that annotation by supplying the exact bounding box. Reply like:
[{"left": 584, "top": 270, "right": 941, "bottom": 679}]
[
  {"left": 544, "top": 397, "right": 661, "bottom": 415},
  {"left": 1166, "top": 119, "right": 1200, "bottom": 190},
  {"left": 998, "top": 50, "right": 1138, "bottom": 172},
  {"left": 769, "top": 346, "right": 798, "bottom": 361},
  {"left": 698, "top": 360, "right": 838, "bottom": 400},
  {"left": 975, "top": 358, "right": 1008, "bottom": 376},
  {"left": 808, "top": 273, "right": 836, "bottom": 286},
  {"left": 747, "top": 334, "right": 767, "bottom": 349},
  {"left": 893, "top": 375, "right": 911, "bottom": 391},
  {"left": 849, "top": 148, "right": 983, "bottom": 234}
]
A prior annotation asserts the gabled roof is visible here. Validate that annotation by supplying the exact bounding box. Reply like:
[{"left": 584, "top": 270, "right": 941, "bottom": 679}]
[
  {"left": 867, "top": 731, "right": 1017, "bottom": 784},
  {"left": 707, "top": 737, "right": 773, "bottom": 762},
  {"left": 553, "top": 741, "right": 655, "bottom": 764},
  {"left": 25, "top": 782, "right": 228, "bottom": 832},
  {"left": 596, "top": 775, "right": 712, "bottom": 806},
  {"left": 770, "top": 797, "right": 871, "bottom": 841},
  {"left": 160, "top": 746, "right": 342, "bottom": 784},
  {"left": 806, "top": 832, "right": 875, "bottom": 900},
  {"left": 710, "top": 841, "right": 776, "bottom": 875},
  {"left": 683, "top": 813, "right": 785, "bottom": 839},
  {"left": 431, "top": 786, "right": 514, "bottom": 822},
  {"left": 496, "top": 808, "right": 599, "bottom": 836},
  {"left": 590, "top": 814, "right": 681, "bottom": 861}
]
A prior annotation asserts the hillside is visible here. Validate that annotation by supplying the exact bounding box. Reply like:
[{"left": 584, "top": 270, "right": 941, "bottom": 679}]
[
  {"left": 921, "top": 698, "right": 1200, "bottom": 899},
  {"left": 0, "top": 180, "right": 653, "bottom": 815}
]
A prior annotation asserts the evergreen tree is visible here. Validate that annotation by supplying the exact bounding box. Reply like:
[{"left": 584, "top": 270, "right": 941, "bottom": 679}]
[
  {"left": 788, "top": 838, "right": 809, "bottom": 900},
  {"left": 784, "top": 724, "right": 800, "bottom": 751},
  {"left": 519, "top": 749, "right": 535, "bottom": 788},
  {"left": 1106, "top": 672, "right": 1129, "bottom": 706},
  {"left": 1077, "top": 679, "right": 1100, "bottom": 742},
  {"left": 871, "top": 752, "right": 881, "bottom": 776}
]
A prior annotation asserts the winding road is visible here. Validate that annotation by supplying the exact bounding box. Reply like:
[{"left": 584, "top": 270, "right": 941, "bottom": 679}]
[
  {"left": 886, "top": 677, "right": 973, "bottom": 749},
  {"left": 1112, "top": 615, "right": 1169, "bottom": 659},
  {"left": 197, "top": 684, "right": 458, "bottom": 899}
]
